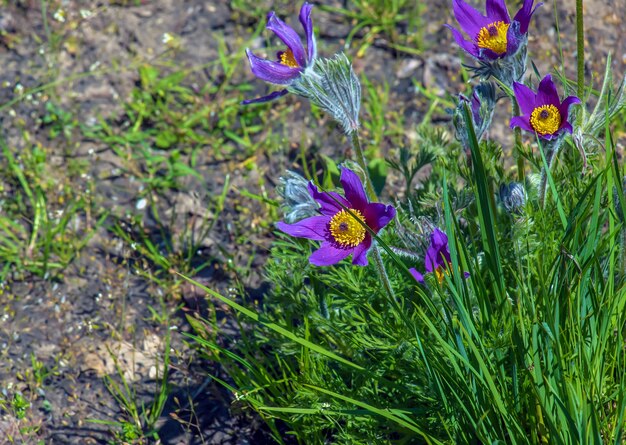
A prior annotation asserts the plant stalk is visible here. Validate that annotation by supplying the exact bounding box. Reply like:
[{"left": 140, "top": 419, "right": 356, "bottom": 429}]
[
  {"left": 349, "top": 130, "right": 397, "bottom": 304},
  {"left": 373, "top": 244, "right": 397, "bottom": 302},
  {"left": 576, "top": 0, "right": 585, "bottom": 98},
  {"left": 349, "top": 130, "right": 377, "bottom": 199},
  {"left": 512, "top": 98, "right": 525, "bottom": 183}
]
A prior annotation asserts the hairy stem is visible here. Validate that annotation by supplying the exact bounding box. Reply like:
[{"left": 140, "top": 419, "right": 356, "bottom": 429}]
[
  {"left": 576, "top": 0, "right": 584, "bottom": 98},
  {"left": 512, "top": 98, "right": 525, "bottom": 183},
  {"left": 373, "top": 245, "right": 397, "bottom": 302},
  {"left": 349, "top": 130, "right": 397, "bottom": 304},
  {"left": 349, "top": 130, "right": 377, "bottom": 199}
]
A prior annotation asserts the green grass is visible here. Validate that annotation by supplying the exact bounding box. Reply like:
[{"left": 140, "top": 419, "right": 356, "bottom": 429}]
[
  {"left": 0, "top": 138, "right": 105, "bottom": 282},
  {"left": 320, "top": 0, "right": 425, "bottom": 57}
]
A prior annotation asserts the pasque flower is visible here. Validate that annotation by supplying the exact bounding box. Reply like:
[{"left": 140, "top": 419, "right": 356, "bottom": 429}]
[
  {"left": 510, "top": 74, "right": 581, "bottom": 140},
  {"left": 410, "top": 228, "right": 469, "bottom": 284},
  {"left": 243, "top": 3, "right": 316, "bottom": 104},
  {"left": 446, "top": 0, "right": 541, "bottom": 60},
  {"left": 276, "top": 168, "right": 396, "bottom": 267}
]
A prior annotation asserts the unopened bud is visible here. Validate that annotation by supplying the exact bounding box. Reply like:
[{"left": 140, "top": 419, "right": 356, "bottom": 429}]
[
  {"left": 288, "top": 53, "right": 361, "bottom": 134},
  {"left": 453, "top": 82, "right": 496, "bottom": 148},
  {"left": 276, "top": 171, "right": 319, "bottom": 223},
  {"left": 498, "top": 182, "right": 526, "bottom": 214}
]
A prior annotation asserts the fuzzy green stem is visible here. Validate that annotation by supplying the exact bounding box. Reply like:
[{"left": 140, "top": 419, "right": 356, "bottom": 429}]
[
  {"left": 576, "top": 0, "right": 584, "bottom": 98},
  {"left": 349, "top": 130, "right": 396, "bottom": 304},
  {"left": 349, "top": 130, "right": 377, "bottom": 199},
  {"left": 512, "top": 98, "right": 525, "bottom": 183},
  {"left": 372, "top": 244, "right": 397, "bottom": 302}
]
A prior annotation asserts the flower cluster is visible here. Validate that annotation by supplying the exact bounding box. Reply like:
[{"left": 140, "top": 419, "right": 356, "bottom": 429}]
[{"left": 242, "top": 1, "right": 584, "bottom": 291}]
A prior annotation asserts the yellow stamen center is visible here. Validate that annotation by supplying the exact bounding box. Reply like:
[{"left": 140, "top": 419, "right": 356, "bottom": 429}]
[
  {"left": 279, "top": 49, "right": 299, "bottom": 68},
  {"left": 329, "top": 209, "right": 366, "bottom": 247},
  {"left": 476, "top": 21, "right": 510, "bottom": 55},
  {"left": 435, "top": 267, "right": 446, "bottom": 284},
  {"left": 530, "top": 104, "right": 561, "bottom": 135}
]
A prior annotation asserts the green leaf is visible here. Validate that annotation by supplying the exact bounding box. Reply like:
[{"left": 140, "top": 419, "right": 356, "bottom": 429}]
[
  {"left": 155, "top": 130, "right": 178, "bottom": 149},
  {"left": 368, "top": 157, "right": 387, "bottom": 196}
]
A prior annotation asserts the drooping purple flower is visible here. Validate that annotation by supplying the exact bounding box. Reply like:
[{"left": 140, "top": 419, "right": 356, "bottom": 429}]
[
  {"left": 410, "top": 228, "right": 469, "bottom": 284},
  {"left": 276, "top": 168, "right": 395, "bottom": 267},
  {"left": 510, "top": 74, "right": 581, "bottom": 140},
  {"left": 445, "top": 0, "right": 541, "bottom": 61},
  {"left": 243, "top": 3, "right": 317, "bottom": 105},
  {"left": 454, "top": 82, "right": 496, "bottom": 147}
]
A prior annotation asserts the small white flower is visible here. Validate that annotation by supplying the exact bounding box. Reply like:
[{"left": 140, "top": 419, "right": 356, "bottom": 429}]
[
  {"left": 162, "top": 32, "right": 174, "bottom": 45},
  {"left": 53, "top": 9, "right": 66, "bottom": 23}
]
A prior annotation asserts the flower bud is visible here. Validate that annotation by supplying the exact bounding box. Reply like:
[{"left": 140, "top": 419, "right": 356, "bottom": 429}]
[
  {"left": 498, "top": 182, "right": 526, "bottom": 214},
  {"left": 288, "top": 53, "right": 361, "bottom": 134},
  {"left": 452, "top": 82, "right": 496, "bottom": 148},
  {"left": 276, "top": 171, "right": 319, "bottom": 223}
]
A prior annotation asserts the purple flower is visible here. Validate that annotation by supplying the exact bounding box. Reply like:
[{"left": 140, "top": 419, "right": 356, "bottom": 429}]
[
  {"left": 510, "top": 74, "right": 581, "bottom": 140},
  {"left": 446, "top": 0, "right": 541, "bottom": 60},
  {"left": 243, "top": 3, "right": 316, "bottom": 105},
  {"left": 410, "top": 228, "right": 469, "bottom": 284},
  {"left": 276, "top": 168, "right": 396, "bottom": 267}
]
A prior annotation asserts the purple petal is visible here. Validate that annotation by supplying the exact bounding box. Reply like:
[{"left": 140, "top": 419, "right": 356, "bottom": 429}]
[
  {"left": 307, "top": 182, "right": 351, "bottom": 216},
  {"left": 276, "top": 216, "right": 329, "bottom": 241},
  {"left": 340, "top": 168, "right": 368, "bottom": 211},
  {"left": 351, "top": 236, "right": 372, "bottom": 266},
  {"left": 558, "top": 121, "right": 573, "bottom": 135},
  {"left": 513, "top": 81, "right": 537, "bottom": 115},
  {"left": 362, "top": 203, "right": 396, "bottom": 233},
  {"left": 266, "top": 12, "right": 306, "bottom": 68},
  {"left": 246, "top": 49, "right": 302, "bottom": 85},
  {"left": 486, "top": 0, "right": 511, "bottom": 22},
  {"left": 452, "top": 0, "right": 491, "bottom": 38},
  {"left": 431, "top": 228, "right": 449, "bottom": 250},
  {"left": 479, "top": 47, "right": 505, "bottom": 60},
  {"left": 241, "top": 89, "right": 289, "bottom": 105},
  {"left": 299, "top": 2, "right": 316, "bottom": 63},
  {"left": 471, "top": 90, "right": 481, "bottom": 122},
  {"left": 409, "top": 268, "right": 425, "bottom": 284},
  {"left": 505, "top": 24, "right": 522, "bottom": 56},
  {"left": 558, "top": 95, "right": 581, "bottom": 123},
  {"left": 309, "top": 242, "right": 352, "bottom": 266},
  {"left": 445, "top": 25, "right": 481, "bottom": 58},
  {"left": 513, "top": 0, "right": 542, "bottom": 34},
  {"left": 536, "top": 74, "right": 560, "bottom": 107},
  {"left": 510, "top": 115, "right": 534, "bottom": 133},
  {"left": 463, "top": 271, "right": 471, "bottom": 279},
  {"left": 425, "top": 228, "right": 450, "bottom": 273},
  {"left": 432, "top": 228, "right": 452, "bottom": 263}
]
